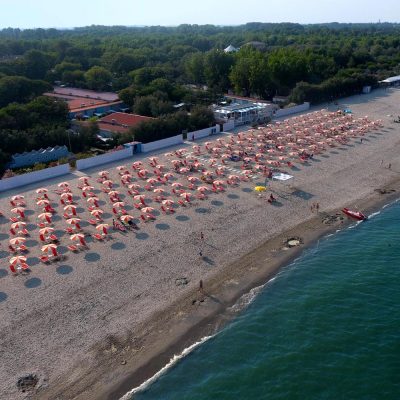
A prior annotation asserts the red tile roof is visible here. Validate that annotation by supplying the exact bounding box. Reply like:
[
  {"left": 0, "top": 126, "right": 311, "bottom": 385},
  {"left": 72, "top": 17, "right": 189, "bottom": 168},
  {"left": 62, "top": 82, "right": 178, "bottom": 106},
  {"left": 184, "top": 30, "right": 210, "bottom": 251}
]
[{"left": 99, "top": 112, "right": 154, "bottom": 126}]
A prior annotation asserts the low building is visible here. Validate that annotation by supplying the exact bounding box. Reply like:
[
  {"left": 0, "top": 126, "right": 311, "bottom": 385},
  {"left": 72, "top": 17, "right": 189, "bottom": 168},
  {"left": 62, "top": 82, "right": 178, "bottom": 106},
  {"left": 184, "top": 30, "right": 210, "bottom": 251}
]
[
  {"left": 224, "top": 44, "right": 239, "bottom": 53},
  {"left": 44, "top": 86, "right": 125, "bottom": 118},
  {"left": 214, "top": 95, "right": 278, "bottom": 127},
  {"left": 7, "top": 146, "right": 69, "bottom": 169},
  {"left": 97, "top": 112, "right": 154, "bottom": 137},
  {"left": 379, "top": 75, "right": 400, "bottom": 86}
]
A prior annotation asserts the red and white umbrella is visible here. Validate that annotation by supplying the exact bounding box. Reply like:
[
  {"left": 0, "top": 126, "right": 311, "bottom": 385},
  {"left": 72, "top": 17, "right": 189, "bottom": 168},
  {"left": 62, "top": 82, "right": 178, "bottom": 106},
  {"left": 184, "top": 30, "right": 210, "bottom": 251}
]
[
  {"left": 36, "top": 199, "right": 50, "bottom": 207},
  {"left": 11, "top": 207, "right": 25, "bottom": 218},
  {"left": 78, "top": 176, "right": 89, "bottom": 183},
  {"left": 10, "top": 255, "right": 27, "bottom": 265},
  {"left": 179, "top": 167, "right": 190, "bottom": 174},
  {"left": 116, "top": 165, "right": 127, "bottom": 171},
  {"left": 66, "top": 218, "right": 81, "bottom": 229},
  {"left": 38, "top": 212, "right": 52, "bottom": 223},
  {"left": 132, "top": 161, "right": 143, "bottom": 169},
  {"left": 108, "top": 190, "right": 120, "bottom": 198},
  {"left": 171, "top": 182, "right": 183, "bottom": 188},
  {"left": 180, "top": 192, "right": 191, "bottom": 201},
  {"left": 11, "top": 221, "right": 26, "bottom": 230},
  {"left": 10, "top": 237, "right": 26, "bottom": 245},
  {"left": 162, "top": 199, "right": 175, "bottom": 206},
  {"left": 141, "top": 207, "right": 154, "bottom": 214},
  {"left": 146, "top": 178, "right": 157, "bottom": 185},
  {"left": 102, "top": 180, "right": 113, "bottom": 187},
  {"left": 11, "top": 195, "right": 24, "bottom": 201},
  {"left": 70, "top": 233, "right": 86, "bottom": 246},
  {"left": 82, "top": 185, "right": 94, "bottom": 192},
  {"left": 187, "top": 176, "right": 199, "bottom": 183},
  {"left": 39, "top": 226, "right": 54, "bottom": 241},
  {"left": 96, "top": 223, "right": 109, "bottom": 234},
  {"left": 120, "top": 214, "right": 134, "bottom": 223},
  {"left": 60, "top": 192, "right": 72, "bottom": 201},
  {"left": 36, "top": 188, "right": 48, "bottom": 194},
  {"left": 41, "top": 243, "right": 58, "bottom": 256},
  {"left": 98, "top": 170, "right": 109, "bottom": 177},
  {"left": 133, "top": 195, "right": 146, "bottom": 204},
  {"left": 90, "top": 209, "right": 104, "bottom": 218},
  {"left": 197, "top": 186, "right": 209, "bottom": 193},
  {"left": 58, "top": 182, "right": 70, "bottom": 188},
  {"left": 64, "top": 204, "right": 77, "bottom": 215},
  {"left": 153, "top": 188, "right": 164, "bottom": 194}
]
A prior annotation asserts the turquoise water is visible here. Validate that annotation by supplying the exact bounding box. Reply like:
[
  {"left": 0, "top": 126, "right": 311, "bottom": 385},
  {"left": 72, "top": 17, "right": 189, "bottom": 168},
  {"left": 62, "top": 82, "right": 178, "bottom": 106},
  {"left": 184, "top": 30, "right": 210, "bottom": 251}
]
[{"left": 133, "top": 201, "right": 400, "bottom": 400}]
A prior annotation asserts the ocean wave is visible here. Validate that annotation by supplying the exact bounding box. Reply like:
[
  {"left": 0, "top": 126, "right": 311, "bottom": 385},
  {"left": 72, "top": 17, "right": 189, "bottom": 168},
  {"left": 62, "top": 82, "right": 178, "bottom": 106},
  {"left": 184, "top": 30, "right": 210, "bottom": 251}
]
[
  {"left": 227, "top": 282, "right": 268, "bottom": 314},
  {"left": 120, "top": 335, "right": 215, "bottom": 399}
]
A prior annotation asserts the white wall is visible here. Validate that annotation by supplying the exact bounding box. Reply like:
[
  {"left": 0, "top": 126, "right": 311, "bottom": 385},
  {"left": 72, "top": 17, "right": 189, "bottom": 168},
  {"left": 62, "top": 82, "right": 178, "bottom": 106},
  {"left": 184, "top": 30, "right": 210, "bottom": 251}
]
[
  {"left": 76, "top": 147, "right": 133, "bottom": 170},
  {"left": 274, "top": 102, "right": 310, "bottom": 118},
  {"left": 0, "top": 164, "right": 70, "bottom": 192},
  {"left": 141, "top": 134, "right": 183, "bottom": 153},
  {"left": 222, "top": 120, "right": 235, "bottom": 131},
  {"left": 187, "top": 125, "right": 220, "bottom": 141}
]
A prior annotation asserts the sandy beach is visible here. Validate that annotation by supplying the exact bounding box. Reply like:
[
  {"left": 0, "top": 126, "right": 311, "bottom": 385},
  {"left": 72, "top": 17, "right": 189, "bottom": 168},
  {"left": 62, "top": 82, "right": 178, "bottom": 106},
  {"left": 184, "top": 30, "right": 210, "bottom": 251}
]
[{"left": 1, "top": 87, "right": 400, "bottom": 400}]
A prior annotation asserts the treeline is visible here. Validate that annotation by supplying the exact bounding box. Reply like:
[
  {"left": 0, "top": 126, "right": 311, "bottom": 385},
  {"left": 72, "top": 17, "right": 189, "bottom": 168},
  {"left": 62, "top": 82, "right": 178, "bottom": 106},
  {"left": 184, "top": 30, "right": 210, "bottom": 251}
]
[
  {"left": 113, "top": 106, "right": 215, "bottom": 144},
  {"left": 0, "top": 96, "right": 97, "bottom": 173}
]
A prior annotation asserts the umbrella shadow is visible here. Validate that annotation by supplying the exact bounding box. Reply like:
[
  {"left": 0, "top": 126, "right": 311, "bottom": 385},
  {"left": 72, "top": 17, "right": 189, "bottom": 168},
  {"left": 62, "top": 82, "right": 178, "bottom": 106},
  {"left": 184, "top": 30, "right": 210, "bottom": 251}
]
[
  {"left": 227, "top": 194, "right": 240, "bottom": 199},
  {"left": 56, "top": 265, "right": 74, "bottom": 275},
  {"left": 25, "top": 239, "right": 39, "bottom": 247},
  {"left": 24, "top": 277, "right": 42, "bottom": 289},
  {"left": 58, "top": 246, "right": 69, "bottom": 255},
  {"left": 155, "top": 223, "right": 170, "bottom": 231},
  {"left": 27, "top": 223, "right": 38, "bottom": 231},
  {"left": 0, "top": 233, "right": 9, "bottom": 240},
  {"left": 195, "top": 208, "right": 210, "bottom": 214},
  {"left": 211, "top": 200, "right": 224, "bottom": 206},
  {"left": 27, "top": 257, "right": 40, "bottom": 267},
  {"left": 176, "top": 215, "right": 190, "bottom": 222},
  {"left": 52, "top": 215, "right": 62, "bottom": 222},
  {"left": 25, "top": 210, "right": 35, "bottom": 216},
  {"left": 111, "top": 242, "right": 126, "bottom": 250},
  {"left": 320, "top": 154, "right": 329, "bottom": 158},
  {"left": 0, "top": 250, "right": 8, "bottom": 259},
  {"left": 0, "top": 292, "right": 7, "bottom": 303},
  {"left": 84, "top": 252, "right": 101, "bottom": 262},
  {"left": 291, "top": 190, "right": 314, "bottom": 200},
  {"left": 0, "top": 269, "right": 8, "bottom": 278},
  {"left": 242, "top": 187, "right": 252, "bottom": 193},
  {"left": 202, "top": 256, "right": 215, "bottom": 266},
  {"left": 136, "top": 232, "right": 149, "bottom": 240}
]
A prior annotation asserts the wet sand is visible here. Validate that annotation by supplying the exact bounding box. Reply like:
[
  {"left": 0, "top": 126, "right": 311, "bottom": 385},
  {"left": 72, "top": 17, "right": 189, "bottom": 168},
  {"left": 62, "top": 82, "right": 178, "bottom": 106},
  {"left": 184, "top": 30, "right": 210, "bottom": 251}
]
[{"left": 0, "top": 88, "right": 399, "bottom": 399}]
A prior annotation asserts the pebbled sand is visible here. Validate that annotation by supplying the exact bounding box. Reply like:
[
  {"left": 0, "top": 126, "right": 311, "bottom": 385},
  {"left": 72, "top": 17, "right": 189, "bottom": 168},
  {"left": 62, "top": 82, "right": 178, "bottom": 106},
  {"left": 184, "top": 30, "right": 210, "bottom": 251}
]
[{"left": 0, "top": 88, "right": 400, "bottom": 400}]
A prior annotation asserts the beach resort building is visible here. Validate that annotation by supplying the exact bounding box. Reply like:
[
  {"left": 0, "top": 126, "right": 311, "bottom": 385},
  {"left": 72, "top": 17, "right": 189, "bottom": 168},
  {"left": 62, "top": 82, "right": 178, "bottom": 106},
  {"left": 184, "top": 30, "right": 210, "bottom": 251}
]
[
  {"left": 44, "top": 86, "right": 126, "bottom": 118},
  {"left": 97, "top": 112, "right": 154, "bottom": 137},
  {"left": 214, "top": 95, "right": 278, "bottom": 126}
]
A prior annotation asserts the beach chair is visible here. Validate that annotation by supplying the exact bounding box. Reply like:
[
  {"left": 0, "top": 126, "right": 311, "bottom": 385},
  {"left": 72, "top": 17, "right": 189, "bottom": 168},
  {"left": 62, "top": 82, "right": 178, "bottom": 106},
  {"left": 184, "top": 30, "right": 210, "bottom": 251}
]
[
  {"left": 40, "top": 255, "right": 50, "bottom": 264},
  {"left": 20, "top": 263, "right": 29, "bottom": 271},
  {"left": 68, "top": 245, "right": 79, "bottom": 252},
  {"left": 10, "top": 217, "right": 19, "bottom": 223},
  {"left": 18, "top": 245, "right": 28, "bottom": 252},
  {"left": 49, "top": 234, "right": 58, "bottom": 242},
  {"left": 134, "top": 203, "right": 142, "bottom": 210},
  {"left": 92, "top": 233, "right": 104, "bottom": 241},
  {"left": 88, "top": 219, "right": 98, "bottom": 225},
  {"left": 8, "top": 245, "right": 17, "bottom": 253},
  {"left": 178, "top": 199, "right": 186, "bottom": 206},
  {"left": 20, "top": 229, "right": 29, "bottom": 236},
  {"left": 140, "top": 215, "right": 148, "bottom": 222},
  {"left": 65, "top": 227, "right": 74, "bottom": 234}
]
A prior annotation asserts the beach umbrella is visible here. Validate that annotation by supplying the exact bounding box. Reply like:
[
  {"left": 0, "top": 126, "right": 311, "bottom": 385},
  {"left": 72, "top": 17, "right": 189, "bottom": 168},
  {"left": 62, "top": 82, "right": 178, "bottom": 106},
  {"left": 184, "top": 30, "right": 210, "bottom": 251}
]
[
  {"left": 10, "top": 237, "right": 26, "bottom": 245},
  {"left": 133, "top": 195, "right": 146, "bottom": 204},
  {"left": 108, "top": 190, "right": 120, "bottom": 197},
  {"left": 197, "top": 186, "right": 209, "bottom": 193},
  {"left": 78, "top": 176, "right": 89, "bottom": 183},
  {"left": 82, "top": 185, "right": 94, "bottom": 192},
  {"left": 146, "top": 178, "right": 157, "bottom": 185},
  {"left": 70, "top": 233, "right": 86, "bottom": 246},
  {"left": 254, "top": 186, "right": 266, "bottom": 192},
  {"left": 116, "top": 165, "right": 127, "bottom": 171},
  {"left": 36, "top": 188, "right": 48, "bottom": 194},
  {"left": 39, "top": 226, "right": 55, "bottom": 241},
  {"left": 128, "top": 184, "right": 141, "bottom": 190},
  {"left": 180, "top": 192, "right": 191, "bottom": 202},
  {"left": 10, "top": 255, "right": 27, "bottom": 266},
  {"left": 11, "top": 195, "right": 24, "bottom": 201},
  {"left": 148, "top": 156, "right": 159, "bottom": 164},
  {"left": 60, "top": 192, "right": 73, "bottom": 201},
  {"left": 164, "top": 172, "right": 174, "bottom": 180},
  {"left": 203, "top": 170, "right": 213, "bottom": 176},
  {"left": 164, "top": 152, "right": 174, "bottom": 157},
  {"left": 96, "top": 223, "right": 109, "bottom": 234},
  {"left": 11, "top": 221, "right": 26, "bottom": 232},
  {"left": 171, "top": 182, "right": 183, "bottom": 188},
  {"left": 90, "top": 209, "right": 104, "bottom": 218},
  {"left": 66, "top": 218, "right": 81, "bottom": 229},
  {"left": 41, "top": 243, "right": 58, "bottom": 256},
  {"left": 138, "top": 169, "right": 148, "bottom": 177},
  {"left": 153, "top": 188, "right": 164, "bottom": 194},
  {"left": 132, "top": 161, "right": 143, "bottom": 169},
  {"left": 112, "top": 201, "right": 125, "bottom": 208},
  {"left": 120, "top": 214, "right": 134, "bottom": 223},
  {"left": 64, "top": 204, "right": 77, "bottom": 215},
  {"left": 162, "top": 199, "right": 175, "bottom": 206},
  {"left": 98, "top": 171, "right": 109, "bottom": 177},
  {"left": 179, "top": 167, "right": 190, "bottom": 174},
  {"left": 58, "top": 182, "right": 70, "bottom": 188},
  {"left": 87, "top": 197, "right": 99, "bottom": 205},
  {"left": 38, "top": 212, "right": 52, "bottom": 223},
  {"left": 11, "top": 207, "right": 25, "bottom": 218},
  {"left": 141, "top": 207, "right": 154, "bottom": 214},
  {"left": 213, "top": 180, "right": 225, "bottom": 186},
  {"left": 36, "top": 199, "right": 50, "bottom": 207},
  {"left": 187, "top": 176, "right": 199, "bottom": 183},
  {"left": 102, "top": 180, "right": 113, "bottom": 187}
]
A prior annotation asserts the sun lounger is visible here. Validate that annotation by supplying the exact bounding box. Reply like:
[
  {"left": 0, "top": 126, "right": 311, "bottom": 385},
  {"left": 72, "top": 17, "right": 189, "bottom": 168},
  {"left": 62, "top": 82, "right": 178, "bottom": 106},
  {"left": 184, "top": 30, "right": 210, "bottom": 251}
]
[
  {"left": 92, "top": 233, "right": 104, "bottom": 241},
  {"left": 88, "top": 219, "right": 98, "bottom": 225},
  {"left": 68, "top": 245, "right": 79, "bottom": 252},
  {"left": 40, "top": 255, "right": 50, "bottom": 263},
  {"left": 49, "top": 234, "right": 58, "bottom": 242},
  {"left": 8, "top": 245, "right": 17, "bottom": 253},
  {"left": 10, "top": 217, "right": 19, "bottom": 223}
]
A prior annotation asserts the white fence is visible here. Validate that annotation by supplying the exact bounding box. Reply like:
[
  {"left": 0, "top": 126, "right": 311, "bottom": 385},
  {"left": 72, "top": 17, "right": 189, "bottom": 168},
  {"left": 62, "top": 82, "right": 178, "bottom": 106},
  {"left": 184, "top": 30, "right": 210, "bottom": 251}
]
[
  {"left": 76, "top": 147, "right": 133, "bottom": 170},
  {"left": 222, "top": 120, "right": 235, "bottom": 131},
  {"left": 187, "top": 125, "right": 220, "bottom": 141},
  {"left": 140, "top": 134, "right": 183, "bottom": 153},
  {"left": 0, "top": 164, "right": 70, "bottom": 192},
  {"left": 274, "top": 102, "right": 310, "bottom": 118}
]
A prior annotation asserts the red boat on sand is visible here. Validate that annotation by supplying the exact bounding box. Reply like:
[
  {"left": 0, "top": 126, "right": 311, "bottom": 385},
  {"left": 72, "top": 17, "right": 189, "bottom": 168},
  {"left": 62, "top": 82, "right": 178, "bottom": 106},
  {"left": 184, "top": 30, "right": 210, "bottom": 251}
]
[{"left": 342, "top": 208, "right": 367, "bottom": 221}]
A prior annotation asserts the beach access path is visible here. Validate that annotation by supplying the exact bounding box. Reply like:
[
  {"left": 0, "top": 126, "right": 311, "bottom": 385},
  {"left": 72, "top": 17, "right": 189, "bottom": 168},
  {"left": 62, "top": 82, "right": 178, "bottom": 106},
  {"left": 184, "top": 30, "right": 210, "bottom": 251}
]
[{"left": 0, "top": 88, "right": 400, "bottom": 399}]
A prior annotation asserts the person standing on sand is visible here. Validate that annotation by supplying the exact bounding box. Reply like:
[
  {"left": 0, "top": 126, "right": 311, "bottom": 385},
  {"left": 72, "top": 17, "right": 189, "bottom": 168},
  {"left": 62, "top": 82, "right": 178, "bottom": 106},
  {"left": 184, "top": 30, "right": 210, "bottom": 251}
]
[
  {"left": 200, "top": 231, "right": 204, "bottom": 241},
  {"left": 199, "top": 280, "right": 204, "bottom": 293},
  {"left": 388, "top": 163, "right": 392, "bottom": 169},
  {"left": 316, "top": 203, "right": 320, "bottom": 212}
]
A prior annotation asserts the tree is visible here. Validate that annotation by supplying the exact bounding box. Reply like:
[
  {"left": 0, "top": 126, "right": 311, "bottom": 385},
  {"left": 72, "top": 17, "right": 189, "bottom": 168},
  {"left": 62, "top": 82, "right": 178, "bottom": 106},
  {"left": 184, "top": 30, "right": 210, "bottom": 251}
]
[
  {"left": 203, "top": 50, "right": 234, "bottom": 91},
  {"left": 84, "top": 66, "right": 112, "bottom": 90}
]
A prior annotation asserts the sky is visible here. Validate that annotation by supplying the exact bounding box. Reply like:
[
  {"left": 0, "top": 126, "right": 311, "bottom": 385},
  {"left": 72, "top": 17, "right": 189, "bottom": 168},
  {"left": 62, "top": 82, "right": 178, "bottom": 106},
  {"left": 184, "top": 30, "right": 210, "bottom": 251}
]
[{"left": 0, "top": 0, "right": 399, "bottom": 29}]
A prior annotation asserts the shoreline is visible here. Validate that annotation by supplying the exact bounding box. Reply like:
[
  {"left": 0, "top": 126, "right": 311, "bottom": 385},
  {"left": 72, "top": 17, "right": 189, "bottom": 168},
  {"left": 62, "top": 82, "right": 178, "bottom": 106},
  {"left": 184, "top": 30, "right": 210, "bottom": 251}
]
[{"left": 78, "top": 181, "right": 400, "bottom": 400}]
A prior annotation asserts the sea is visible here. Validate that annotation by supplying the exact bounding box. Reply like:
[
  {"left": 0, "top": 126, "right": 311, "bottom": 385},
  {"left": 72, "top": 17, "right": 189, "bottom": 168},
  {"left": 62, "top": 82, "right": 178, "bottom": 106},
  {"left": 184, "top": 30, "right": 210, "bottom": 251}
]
[{"left": 126, "top": 199, "right": 400, "bottom": 400}]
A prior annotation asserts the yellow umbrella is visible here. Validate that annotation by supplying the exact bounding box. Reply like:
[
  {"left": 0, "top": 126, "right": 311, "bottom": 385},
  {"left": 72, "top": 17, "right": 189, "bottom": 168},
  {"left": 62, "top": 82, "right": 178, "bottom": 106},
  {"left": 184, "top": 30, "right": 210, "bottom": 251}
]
[{"left": 254, "top": 186, "right": 267, "bottom": 192}]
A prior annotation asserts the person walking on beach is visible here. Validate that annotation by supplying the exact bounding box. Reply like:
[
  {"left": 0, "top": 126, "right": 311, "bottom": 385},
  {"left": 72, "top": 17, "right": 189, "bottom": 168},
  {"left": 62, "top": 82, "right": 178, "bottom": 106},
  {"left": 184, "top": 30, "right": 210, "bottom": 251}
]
[
  {"left": 316, "top": 203, "right": 320, "bottom": 212},
  {"left": 200, "top": 231, "right": 204, "bottom": 241},
  {"left": 388, "top": 163, "right": 392, "bottom": 169},
  {"left": 199, "top": 280, "right": 204, "bottom": 293}
]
